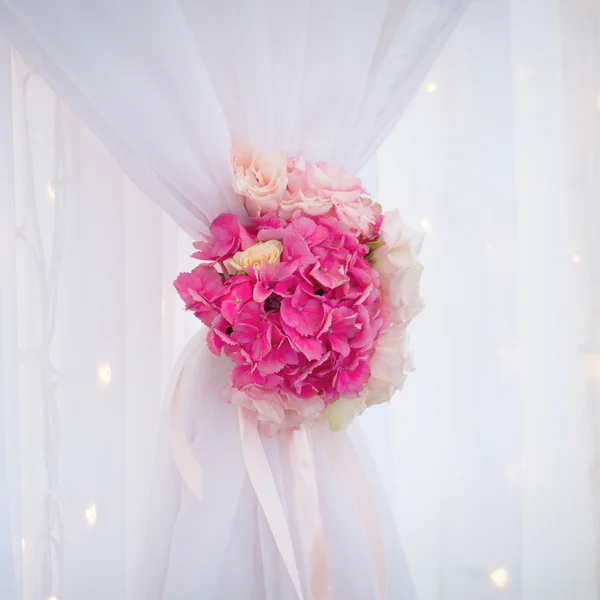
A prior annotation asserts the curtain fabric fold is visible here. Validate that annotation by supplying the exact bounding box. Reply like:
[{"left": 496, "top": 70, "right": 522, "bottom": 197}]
[{"left": 0, "top": 0, "right": 469, "bottom": 237}]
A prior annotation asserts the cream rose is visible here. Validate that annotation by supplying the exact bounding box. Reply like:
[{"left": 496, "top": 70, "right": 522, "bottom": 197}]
[
  {"left": 226, "top": 240, "right": 283, "bottom": 273},
  {"left": 231, "top": 141, "right": 288, "bottom": 216}
]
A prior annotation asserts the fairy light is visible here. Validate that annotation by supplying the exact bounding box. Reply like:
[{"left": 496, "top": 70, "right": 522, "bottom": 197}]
[
  {"left": 48, "top": 596, "right": 60, "bottom": 600},
  {"left": 420, "top": 218, "right": 432, "bottom": 232},
  {"left": 84, "top": 503, "right": 97, "bottom": 527},
  {"left": 426, "top": 81, "right": 437, "bottom": 93},
  {"left": 497, "top": 343, "right": 520, "bottom": 371},
  {"left": 46, "top": 182, "right": 56, "bottom": 201},
  {"left": 98, "top": 363, "right": 112, "bottom": 385},
  {"left": 582, "top": 353, "right": 600, "bottom": 382},
  {"left": 21, "top": 538, "right": 26, "bottom": 553},
  {"left": 572, "top": 252, "right": 582, "bottom": 265},
  {"left": 490, "top": 568, "right": 509, "bottom": 587}
]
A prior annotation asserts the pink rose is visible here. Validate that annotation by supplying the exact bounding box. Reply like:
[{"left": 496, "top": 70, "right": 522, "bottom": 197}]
[
  {"left": 286, "top": 155, "right": 310, "bottom": 195},
  {"left": 286, "top": 156, "right": 364, "bottom": 203},
  {"left": 232, "top": 141, "right": 288, "bottom": 217},
  {"left": 277, "top": 191, "right": 332, "bottom": 220},
  {"left": 306, "top": 162, "right": 365, "bottom": 204},
  {"left": 282, "top": 156, "right": 380, "bottom": 239},
  {"left": 333, "top": 196, "right": 382, "bottom": 241}
]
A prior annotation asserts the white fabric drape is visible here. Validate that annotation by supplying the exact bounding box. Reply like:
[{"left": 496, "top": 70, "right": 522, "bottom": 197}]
[
  {"left": 0, "top": 1, "right": 471, "bottom": 599},
  {"left": 0, "top": 0, "right": 469, "bottom": 239},
  {"left": 1, "top": 0, "right": 599, "bottom": 599}
]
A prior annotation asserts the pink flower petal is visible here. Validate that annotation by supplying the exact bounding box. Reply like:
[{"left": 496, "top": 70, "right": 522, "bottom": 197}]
[
  {"left": 335, "top": 359, "right": 371, "bottom": 394},
  {"left": 253, "top": 281, "right": 273, "bottom": 303},
  {"left": 251, "top": 322, "right": 272, "bottom": 361},
  {"left": 286, "top": 330, "right": 324, "bottom": 361},
  {"left": 329, "top": 334, "right": 350, "bottom": 357}
]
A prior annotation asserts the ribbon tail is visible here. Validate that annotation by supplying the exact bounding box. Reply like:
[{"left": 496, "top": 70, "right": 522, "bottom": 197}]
[
  {"left": 288, "top": 428, "right": 333, "bottom": 600},
  {"left": 322, "top": 427, "right": 387, "bottom": 600},
  {"left": 169, "top": 330, "right": 206, "bottom": 502},
  {"left": 238, "top": 407, "right": 305, "bottom": 600}
]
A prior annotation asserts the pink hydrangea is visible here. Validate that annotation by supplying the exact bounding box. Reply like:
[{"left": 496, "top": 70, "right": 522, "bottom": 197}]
[{"left": 174, "top": 212, "right": 388, "bottom": 433}]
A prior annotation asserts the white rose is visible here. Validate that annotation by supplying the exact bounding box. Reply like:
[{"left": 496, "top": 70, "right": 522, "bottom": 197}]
[{"left": 372, "top": 210, "right": 424, "bottom": 323}]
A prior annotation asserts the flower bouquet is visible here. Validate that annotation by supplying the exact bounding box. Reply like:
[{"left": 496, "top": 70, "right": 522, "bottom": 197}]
[{"left": 175, "top": 142, "right": 423, "bottom": 435}]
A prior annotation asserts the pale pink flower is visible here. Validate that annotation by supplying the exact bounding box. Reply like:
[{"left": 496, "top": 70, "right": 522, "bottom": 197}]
[
  {"left": 333, "top": 195, "right": 382, "bottom": 240},
  {"left": 286, "top": 155, "right": 310, "bottom": 194},
  {"left": 306, "top": 162, "right": 365, "bottom": 204},
  {"left": 278, "top": 190, "right": 333, "bottom": 221},
  {"left": 223, "top": 384, "right": 325, "bottom": 436},
  {"left": 372, "top": 210, "right": 424, "bottom": 324},
  {"left": 232, "top": 141, "right": 288, "bottom": 216},
  {"left": 361, "top": 323, "right": 414, "bottom": 408},
  {"left": 282, "top": 156, "right": 380, "bottom": 239}
]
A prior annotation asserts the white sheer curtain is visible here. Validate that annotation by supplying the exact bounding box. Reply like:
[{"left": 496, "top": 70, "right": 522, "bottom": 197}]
[
  {"left": 0, "top": 0, "right": 599, "bottom": 599},
  {"left": 0, "top": 48, "right": 197, "bottom": 599},
  {"left": 0, "top": 0, "right": 468, "bottom": 238},
  {"left": 0, "top": 2, "right": 471, "bottom": 599},
  {"left": 376, "top": 0, "right": 599, "bottom": 598}
]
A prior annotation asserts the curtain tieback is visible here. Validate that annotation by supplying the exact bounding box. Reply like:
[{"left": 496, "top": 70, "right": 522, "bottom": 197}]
[{"left": 168, "top": 335, "right": 386, "bottom": 599}]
